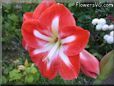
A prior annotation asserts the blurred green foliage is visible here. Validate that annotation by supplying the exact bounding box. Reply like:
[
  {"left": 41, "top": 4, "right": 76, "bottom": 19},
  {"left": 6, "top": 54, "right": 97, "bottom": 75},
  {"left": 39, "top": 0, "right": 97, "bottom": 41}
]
[
  {"left": 94, "top": 50, "right": 114, "bottom": 84},
  {"left": 8, "top": 64, "right": 40, "bottom": 84},
  {"left": 2, "top": 2, "right": 114, "bottom": 85}
]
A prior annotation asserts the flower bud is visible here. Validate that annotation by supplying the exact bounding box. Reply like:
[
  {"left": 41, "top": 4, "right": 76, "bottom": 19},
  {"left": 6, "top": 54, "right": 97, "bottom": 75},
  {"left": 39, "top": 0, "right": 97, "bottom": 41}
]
[{"left": 80, "top": 50, "right": 100, "bottom": 78}]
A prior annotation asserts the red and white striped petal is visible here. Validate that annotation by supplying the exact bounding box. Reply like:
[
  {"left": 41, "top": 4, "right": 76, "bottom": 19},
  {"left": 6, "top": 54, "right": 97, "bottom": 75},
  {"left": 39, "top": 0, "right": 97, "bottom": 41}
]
[
  {"left": 22, "top": 20, "right": 52, "bottom": 48},
  {"left": 33, "top": 0, "right": 56, "bottom": 19},
  {"left": 80, "top": 49, "right": 100, "bottom": 78},
  {"left": 23, "top": 12, "right": 33, "bottom": 22},
  {"left": 29, "top": 44, "right": 59, "bottom": 80},
  {"left": 31, "top": 43, "right": 59, "bottom": 68},
  {"left": 38, "top": 56, "right": 58, "bottom": 80},
  {"left": 39, "top": 4, "right": 76, "bottom": 31},
  {"left": 60, "top": 26, "right": 90, "bottom": 56},
  {"left": 58, "top": 49, "right": 80, "bottom": 80},
  {"left": 32, "top": 44, "right": 53, "bottom": 55}
]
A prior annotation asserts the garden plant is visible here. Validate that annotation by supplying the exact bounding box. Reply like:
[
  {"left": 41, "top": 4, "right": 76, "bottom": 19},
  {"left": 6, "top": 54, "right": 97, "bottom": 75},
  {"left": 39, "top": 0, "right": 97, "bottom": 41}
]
[{"left": 2, "top": 0, "right": 114, "bottom": 85}]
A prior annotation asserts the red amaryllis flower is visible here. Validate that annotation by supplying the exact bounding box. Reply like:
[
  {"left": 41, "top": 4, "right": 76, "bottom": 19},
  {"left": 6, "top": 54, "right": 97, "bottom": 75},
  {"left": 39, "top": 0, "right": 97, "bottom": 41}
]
[{"left": 21, "top": 0, "right": 99, "bottom": 80}]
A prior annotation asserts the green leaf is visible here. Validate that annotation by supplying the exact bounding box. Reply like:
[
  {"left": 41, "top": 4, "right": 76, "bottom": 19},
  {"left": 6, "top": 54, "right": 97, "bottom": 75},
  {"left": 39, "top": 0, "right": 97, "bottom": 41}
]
[
  {"left": 9, "top": 69, "right": 22, "bottom": 81},
  {"left": 99, "top": 50, "right": 114, "bottom": 79},
  {"left": 1, "top": 76, "right": 7, "bottom": 84},
  {"left": 25, "top": 65, "right": 38, "bottom": 74},
  {"left": 8, "top": 14, "right": 18, "bottom": 22},
  {"left": 30, "top": 66, "right": 38, "bottom": 74},
  {"left": 100, "top": 50, "right": 114, "bottom": 70},
  {"left": 25, "top": 75, "right": 34, "bottom": 83},
  {"left": 25, "top": 67, "right": 31, "bottom": 73},
  {"left": 94, "top": 50, "right": 114, "bottom": 84}
]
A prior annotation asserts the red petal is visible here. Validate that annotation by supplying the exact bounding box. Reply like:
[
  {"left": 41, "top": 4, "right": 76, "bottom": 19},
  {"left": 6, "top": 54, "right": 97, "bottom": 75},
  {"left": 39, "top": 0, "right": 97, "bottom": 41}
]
[
  {"left": 39, "top": 4, "right": 76, "bottom": 30},
  {"left": 29, "top": 49, "right": 58, "bottom": 80},
  {"left": 61, "top": 26, "right": 90, "bottom": 56},
  {"left": 21, "top": 20, "right": 50, "bottom": 48},
  {"left": 80, "top": 49, "right": 100, "bottom": 78},
  {"left": 58, "top": 55, "right": 80, "bottom": 80},
  {"left": 38, "top": 57, "right": 58, "bottom": 80},
  {"left": 33, "top": 0, "right": 56, "bottom": 19},
  {"left": 22, "top": 39, "right": 28, "bottom": 50},
  {"left": 23, "top": 12, "right": 33, "bottom": 22}
]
